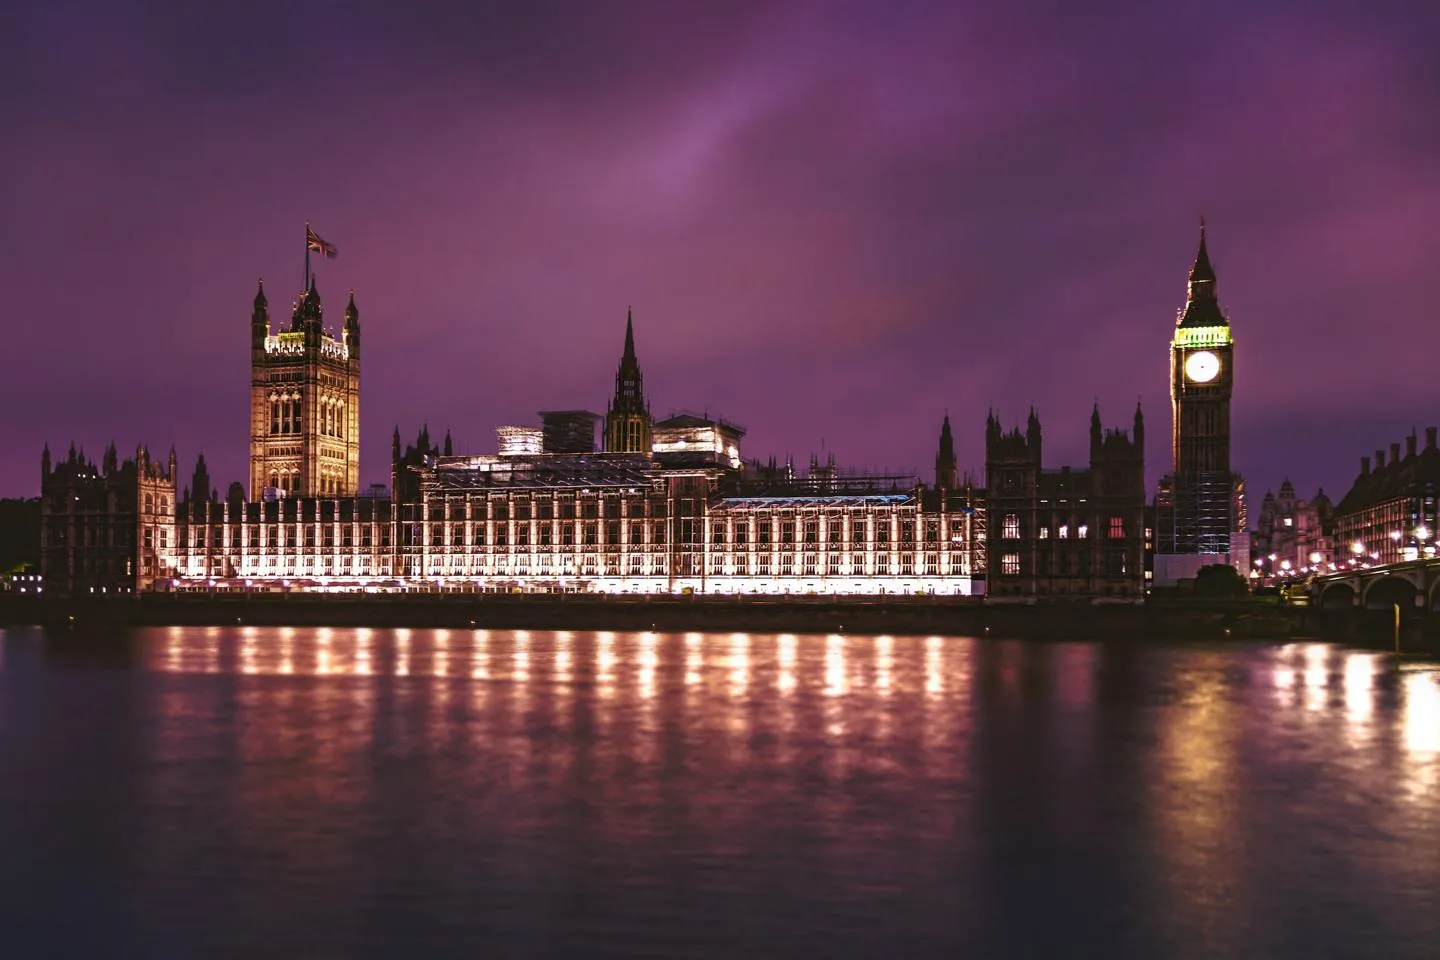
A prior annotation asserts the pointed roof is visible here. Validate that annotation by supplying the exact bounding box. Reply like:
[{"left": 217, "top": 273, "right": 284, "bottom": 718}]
[
  {"left": 345, "top": 289, "right": 359, "bottom": 323},
  {"left": 1189, "top": 219, "right": 1216, "bottom": 285},
  {"left": 1178, "top": 220, "right": 1228, "bottom": 329},
  {"left": 254, "top": 278, "right": 267, "bottom": 307},
  {"left": 623, "top": 306, "right": 636, "bottom": 361}
]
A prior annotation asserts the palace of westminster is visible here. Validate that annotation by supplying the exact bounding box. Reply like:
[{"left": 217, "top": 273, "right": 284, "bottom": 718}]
[{"left": 42, "top": 227, "right": 1296, "bottom": 600}]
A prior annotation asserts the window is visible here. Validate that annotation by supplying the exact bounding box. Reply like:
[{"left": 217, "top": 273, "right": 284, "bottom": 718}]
[
  {"left": 1059, "top": 524, "right": 1069, "bottom": 539},
  {"left": 852, "top": 521, "right": 866, "bottom": 544},
  {"left": 1003, "top": 514, "right": 1019, "bottom": 539},
  {"left": 828, "top": 522, "right": 842, "bottom": 542},
  {"left": 1039, "top": 527, "right": 1050, "bottom": 539},
  {"left": 781, "top": 522, "right": 795, "bottom": 543},
  {"left": 1002, "top": 553, "right": 1020, "bottom": 575},
  {"left": 1108, "top": 517, "right": 1125, "bottom": 539},
  {"left": 1078, "top": 524, "right": 1089, "bottom": 539}
]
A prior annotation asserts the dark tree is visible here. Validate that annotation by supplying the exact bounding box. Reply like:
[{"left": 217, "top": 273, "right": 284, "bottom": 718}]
[{"left": 1193, "top": 563, "right": 1249, "bottom": 599}]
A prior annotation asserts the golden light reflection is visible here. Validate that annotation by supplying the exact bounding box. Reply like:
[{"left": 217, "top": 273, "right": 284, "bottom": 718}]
[
  {"left": 1402, "top": 671, "right": 1440, "bottom": 757},
  {"left": 875, "top": 634, "right": 894, "bottom": 697},
  {"left": 1343, "top": 654, "right": 1375, "bottom": 727},
  {"left": 777, "top": 633, "right": 797, "bottom": 694},
  {"left": 728, "top": 632, "right": 750, "bottom": 698},
  {"left": 513, "top": 630, "right": 530, "bottom": 683},
  {"left": 555, "top": 631, "right": 573, "bottom": 684},
  {"left": 824, "top": 633, "right": 847, "bottom": 698},
  {"left": 395, "top": 627, "right": 411, "bottom": 677},
  {"left": 925, "top": 635, "right": 943, "bottom": 697},
  {"left": 280, "top": 626, "right": 295, "bottom": 675},
  {"left": 354, "top": 627, "right": 372, "bottom": 676},
  {"left": 1400, "top": 670, "right": 1440, "bottom": 802},
  {"left": 166, "top": 627, "right": 182, "bottom": 672},
  {"left": 640, "top": 632, "right": 660, "bottom": 701},
  {"left": 1302, "top": 644, "right": 1328, "bottom": 713},
  {"left": 685, "top": 632, "right": 703, "bottom": 688},
  {"left": 434, "top": 628, "right": 451, "bottom": 678},
  {"left": 240, "top": 626, "right": 258, "bottom": 676},
  {"left": 471, "top": 629, "right": 490, "bottom": 680},
  {"left": 597, "top": 631, "right": 616, "bottom": 698},
  {"left": 315, "top": 627, "right": 333, "bottom": 676}
]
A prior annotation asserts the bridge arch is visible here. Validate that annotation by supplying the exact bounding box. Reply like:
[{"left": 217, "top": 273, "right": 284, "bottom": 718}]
[
  {"left": 1428, "top": 579, "right": 1440, "bottom": 612},
  {"left": 1363, "top": 575, "right": 1419, "bottom": 611},
  {"left": 1319, "top": 582, "right": 1356, "bottom": 611}
]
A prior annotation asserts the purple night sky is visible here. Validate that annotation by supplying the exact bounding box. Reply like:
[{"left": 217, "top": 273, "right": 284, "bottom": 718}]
[{"left": 2, "top": 1, "right": 1437, "bottom": 504}]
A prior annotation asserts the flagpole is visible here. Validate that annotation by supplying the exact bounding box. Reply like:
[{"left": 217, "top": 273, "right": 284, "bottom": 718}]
[{"left": 304, "top": 221, "right": 311, "bottom": 290}]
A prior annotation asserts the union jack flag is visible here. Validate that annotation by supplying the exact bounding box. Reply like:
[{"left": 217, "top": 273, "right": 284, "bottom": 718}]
[{"left": 306, "top": 226, "right": 337, "bottom": 258}]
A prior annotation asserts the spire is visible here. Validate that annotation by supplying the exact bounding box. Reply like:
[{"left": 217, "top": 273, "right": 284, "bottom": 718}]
[
  {"left": 935, "top": 412, "right": 957, "bottom": 490},
  {"left": 443, "top": 429, "right": 453, "bottom": 457},
  {"left": 345, "top": 290, "right": 359, "bottom": 325},
  {"left": 623, "top": 306, "right": 636, "bottom": 361},
  {"left": 392, "top": 426, "right": 401, "bottom": 463},
  {"left": 1178, "top": 219, "right": 1226, "bottom": 328},
  {"left": 1189, "top": 217, "right": 1215, "bottom": 286},
  {"left": 254, "top": 278, "right": 267, "bottom": 309}
]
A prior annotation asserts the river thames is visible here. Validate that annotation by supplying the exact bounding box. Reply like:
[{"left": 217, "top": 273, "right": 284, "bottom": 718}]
[{"left": 0, "top": 627, "right": 1436, "bottom": 957}]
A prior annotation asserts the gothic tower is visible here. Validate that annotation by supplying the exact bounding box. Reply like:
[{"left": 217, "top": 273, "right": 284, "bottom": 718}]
[
  {"left": 1157, "top": 222, "right": 1245, "bottom": 567},
  {"left": 1170, "top": 221, "right": 1233, "bottom": 476},
  {"left": 603, "top": 308, "right": 652, "bottom": 454},
  {"left": 934, "top": 413, "right": 957, "bottom": 490},
  {"left": 248, "top": 277, "right": 362, "bottom": 498}
]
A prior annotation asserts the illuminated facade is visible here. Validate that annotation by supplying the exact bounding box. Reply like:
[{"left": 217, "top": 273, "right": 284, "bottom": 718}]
[
  {"left": 1250, "top": 480, "right": 1333, "bottom": 582},
  {"left": 249, "top": 278, "right": 361, "bottom": 498},
  {"left": 40, "top": 443, "right": 176, "bottom": 595},
  {"left": 1332, "top": 429, "right": 1440, "bottom": 567},
  {"left": 984, "top": 406, "right": 1147, "bottom": 598},
  {"left": 383, "top": 452, "right": 981, "bottom": 594},
  {"left": 1154, "top": 224, "right": 1248, "bottom": 584}
]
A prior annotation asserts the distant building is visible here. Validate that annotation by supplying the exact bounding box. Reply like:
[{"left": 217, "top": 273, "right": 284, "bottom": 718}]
[
  {"left": 984, "top": 405, "right": 1147, "bottom": 599},
  {"left": 1154, "top": 224, "right": 1248, "bottom": 584},
  {"left": 539, "top": 411, "right": 600, "bottom": 454},
  {"left": 40, "top": 443, "right": 176, "bottom": 595},
  {"left": 1332, "top": 428, "right": 1440, "bottom": 566},
  {"left": 1250, "top": 480, "right": 1333, "bottom": 583}
]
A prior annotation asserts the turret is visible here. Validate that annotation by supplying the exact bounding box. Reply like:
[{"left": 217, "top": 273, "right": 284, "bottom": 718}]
[
  {"left": 392, "top": 427, "right": 402, "bottom": 464},
  {"left": 1026, "top": 406, "right": 1042, "bottom": 463},
  {"left": 603, "top": 307, "right": 653, "bottom": 453},
  {"left": 41, "top": 443, "right": 51, "bottom": 480},
  {"left": 934, "top": 413, "right": 957, "bottom": 490},
  {"left": 1133, "top": 399, "right": 1145, "bottom": 453},
  {"left": 102, "top": 442, "right": 118, "bottom": 476},
  {"left": 191, "top": 453, "right": 212, "bottom": 504},
  {"left": 443, "top": 429, "right": 453, "bottom": 457},
  {"left": 1090, "top": 403, "right": 1103, "bottom": 458},
  {"left": 291, "top": 275, "right": 324, "bottom": 339},
  {"left": 344, "top": 290, "right": 361, "bottom": 358},
  {"left": 251, "top": 279, "right": 270, "bottom": 350}
]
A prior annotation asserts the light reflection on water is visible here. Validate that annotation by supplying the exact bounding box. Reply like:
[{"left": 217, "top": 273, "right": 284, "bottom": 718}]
[{"left": 0, "top": 627, "right": 1437, "bottom": 956}]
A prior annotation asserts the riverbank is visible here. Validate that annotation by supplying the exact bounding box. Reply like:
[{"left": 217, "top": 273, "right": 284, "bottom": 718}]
[{"left": 3, "top": 593, "right": 1437, "bottom": 650}]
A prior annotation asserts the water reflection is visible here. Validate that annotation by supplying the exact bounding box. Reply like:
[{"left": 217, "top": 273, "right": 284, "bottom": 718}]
[{"left": 7, "top": 628, "right": 1440, "bottom": 956}]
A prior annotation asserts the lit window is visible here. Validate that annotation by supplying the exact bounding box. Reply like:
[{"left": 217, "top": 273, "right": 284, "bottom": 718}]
[
  {"left": 1078, "top": 525, "right": 1089, "bottom": 539},
  {"left": 1039, "top": 527, "right": 1050, "bottom": 539},
  {"left": 1283, "top": 517, "right": 1293, "bottom": 527},
  {"left": 1002, "top": 553, "right": 1020, "bottom": 575},
  {"left": 1059, "top": 525, "right": 1069, "bottom": 539},
  {"left": 1109, "top": 517, "right": 1125, "bottom": 539},
  {"left": 1003, "top": 514, "right": 1019, "bottom": 539}
]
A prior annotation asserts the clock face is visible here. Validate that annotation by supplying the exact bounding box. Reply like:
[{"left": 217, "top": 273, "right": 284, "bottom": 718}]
[{"left": 1185, "top": 350, "right": 1221, "bottom": 384}]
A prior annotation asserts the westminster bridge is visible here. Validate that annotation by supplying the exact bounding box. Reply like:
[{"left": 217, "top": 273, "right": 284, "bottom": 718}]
[{"left": 1311, "top": 556, "right": 1440, "bottom": 613}]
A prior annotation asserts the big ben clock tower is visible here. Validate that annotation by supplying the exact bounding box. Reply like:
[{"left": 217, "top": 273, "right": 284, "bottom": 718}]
[
  {"left": 1171, "top": 223, "right": 1232, "bottom": 475},
  {"left": 1156, "top": 223, "right": 1247, "bottom": 582}
]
